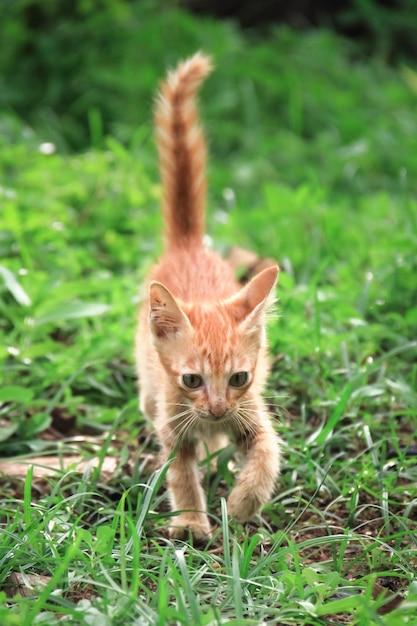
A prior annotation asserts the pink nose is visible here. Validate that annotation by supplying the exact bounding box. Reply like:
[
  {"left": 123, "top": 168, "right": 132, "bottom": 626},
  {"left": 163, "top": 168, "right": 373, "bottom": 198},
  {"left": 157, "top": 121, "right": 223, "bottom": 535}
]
[{"left": 209, "top": 402, "right": 226, "bottom": 418}]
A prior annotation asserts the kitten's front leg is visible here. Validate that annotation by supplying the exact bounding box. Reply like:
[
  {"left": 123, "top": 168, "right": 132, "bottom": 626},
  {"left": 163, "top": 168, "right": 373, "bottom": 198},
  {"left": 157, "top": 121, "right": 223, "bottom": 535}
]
[
  {"left": 228, "top": 413, "right": 280, "bottom": 522},
  {"left": 161, "top": 436, "right": 212, "bottom": 540}
]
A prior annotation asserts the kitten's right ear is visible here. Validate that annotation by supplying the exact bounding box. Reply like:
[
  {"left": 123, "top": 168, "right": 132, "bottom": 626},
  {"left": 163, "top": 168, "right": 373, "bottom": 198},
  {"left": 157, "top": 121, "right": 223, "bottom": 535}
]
[{"left": 149, "top": 282, "right": 191, "bottom": 339}]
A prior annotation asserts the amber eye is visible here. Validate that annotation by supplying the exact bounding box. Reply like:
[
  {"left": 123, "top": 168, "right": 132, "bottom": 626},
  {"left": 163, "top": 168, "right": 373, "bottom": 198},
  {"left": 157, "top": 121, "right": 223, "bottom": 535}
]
[
  {"left": 182, "top": 374, "right": 203, "bottom": 389},
  {"left": 229, "top": 372, "right": 249, "bottom": 388}
]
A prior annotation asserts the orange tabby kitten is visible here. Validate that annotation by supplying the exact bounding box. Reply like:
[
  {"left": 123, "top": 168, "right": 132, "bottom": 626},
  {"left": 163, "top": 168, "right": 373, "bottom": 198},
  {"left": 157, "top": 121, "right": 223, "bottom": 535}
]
[{"left": 135, "top": 52, "right": 280, "bottom": 540}]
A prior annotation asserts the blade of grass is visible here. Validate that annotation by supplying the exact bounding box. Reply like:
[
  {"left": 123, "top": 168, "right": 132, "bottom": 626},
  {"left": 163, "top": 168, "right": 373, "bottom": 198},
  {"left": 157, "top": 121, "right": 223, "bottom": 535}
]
[
  {"left": 175, "top": 549, "right": 202, "bottom": 626},
  {"left": 23, "top": 465, "right": 34, "bottom": 530},
  {"left": 25, "top": 532, "right": 83, "bottom": 625}
]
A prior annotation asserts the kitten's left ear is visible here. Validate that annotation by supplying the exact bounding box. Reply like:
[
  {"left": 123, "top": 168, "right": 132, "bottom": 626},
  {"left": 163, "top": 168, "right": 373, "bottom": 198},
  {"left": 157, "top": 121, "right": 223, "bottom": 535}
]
[
  {"left": 227, "top": 265, "right": 279, "bottom": 326},
  {"left": 149, "top": 281, "right": 191, "bottom": 339},
  {"left": 241, "top": 265, "right": 279, "bottom": 313}
]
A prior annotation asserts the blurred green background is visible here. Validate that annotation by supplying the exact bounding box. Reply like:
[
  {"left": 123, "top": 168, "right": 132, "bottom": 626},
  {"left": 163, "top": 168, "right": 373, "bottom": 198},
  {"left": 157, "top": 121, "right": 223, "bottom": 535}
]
[{"left": 1, "top": 0, "right": 417, "bottom": 152}]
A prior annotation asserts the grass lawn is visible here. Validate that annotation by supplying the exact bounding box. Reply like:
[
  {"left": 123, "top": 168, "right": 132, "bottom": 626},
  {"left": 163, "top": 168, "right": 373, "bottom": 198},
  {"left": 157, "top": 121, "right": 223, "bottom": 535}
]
[{"left": 1, "top": 6, "right": 417, "bottom": 625}]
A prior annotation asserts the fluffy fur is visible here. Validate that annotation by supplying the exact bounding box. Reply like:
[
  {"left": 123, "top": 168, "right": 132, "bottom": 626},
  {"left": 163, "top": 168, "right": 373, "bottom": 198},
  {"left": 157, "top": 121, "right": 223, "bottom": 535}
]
[{"left": 135, "top": 52, "right": 280, "bottom": 540}]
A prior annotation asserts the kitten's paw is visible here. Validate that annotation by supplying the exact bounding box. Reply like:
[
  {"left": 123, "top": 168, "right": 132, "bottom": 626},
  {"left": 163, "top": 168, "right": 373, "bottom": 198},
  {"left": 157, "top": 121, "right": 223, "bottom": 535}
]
[
  {"left": 169, "top": 514, "right": 212, "bottom": 542},
  {"left": 227, "top": 488, "right": 262, "bottom": 522}
]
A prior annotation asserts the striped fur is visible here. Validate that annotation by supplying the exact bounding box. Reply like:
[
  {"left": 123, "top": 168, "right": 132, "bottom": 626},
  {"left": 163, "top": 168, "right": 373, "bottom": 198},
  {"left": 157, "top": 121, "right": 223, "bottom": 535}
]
[
  {"left": 154, "top": 52, "right": 212, "bottom": 249},
  {"left": 135, "top": 53, "right": 281, "bottom": 541}
]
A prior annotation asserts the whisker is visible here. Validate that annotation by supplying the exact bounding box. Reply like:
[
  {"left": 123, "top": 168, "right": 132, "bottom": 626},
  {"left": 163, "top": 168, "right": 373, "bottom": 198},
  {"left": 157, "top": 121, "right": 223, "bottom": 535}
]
[
  {"left": 170, "top": 412, "right": 194, "bottom": 433},
  {"left": 171, "top": 412, "right": 199, "bottom": 447},
  {"left": 238, "top": 397, "right": 290, "bottom": 417},
  {"left": 166, "top": 410, "right": 193, "bottom": 423},
  {"left": 234, "top": 406, "right": 260, "bottom": 414},
  {"left": 228, "top": 410, "right": 259, "bottom": 441},
  {"left": 165, "top": 402, "right": 191, "bottom": 408}
]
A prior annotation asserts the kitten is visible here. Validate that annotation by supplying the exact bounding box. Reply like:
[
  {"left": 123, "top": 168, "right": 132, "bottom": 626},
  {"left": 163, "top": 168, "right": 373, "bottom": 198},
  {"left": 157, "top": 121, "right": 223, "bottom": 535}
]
[{"left": 135, "top": 52, "right": 280, "bottom": 540}]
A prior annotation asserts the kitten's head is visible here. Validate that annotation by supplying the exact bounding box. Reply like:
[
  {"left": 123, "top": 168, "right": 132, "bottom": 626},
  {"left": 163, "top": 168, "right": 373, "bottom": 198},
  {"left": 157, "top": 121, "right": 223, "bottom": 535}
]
[{"left": 148, "top": 265, "right": 278, "bottom": 423}]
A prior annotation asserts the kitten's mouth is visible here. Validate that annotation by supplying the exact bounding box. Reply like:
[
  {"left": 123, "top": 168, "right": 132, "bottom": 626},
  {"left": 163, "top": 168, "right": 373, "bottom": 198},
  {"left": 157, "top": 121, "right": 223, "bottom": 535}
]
[{"left": 201, "top": 411, "right": 230, "bottom": 423}]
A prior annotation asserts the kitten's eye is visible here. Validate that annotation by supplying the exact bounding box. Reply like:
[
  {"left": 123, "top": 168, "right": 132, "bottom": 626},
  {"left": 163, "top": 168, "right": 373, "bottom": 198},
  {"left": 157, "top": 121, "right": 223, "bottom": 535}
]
[
  {"left": 182, "top": 374, "right": 203, "bottom": 389},
  {"left": 229, "top": 372, "right": 249, "bottom": 388}
]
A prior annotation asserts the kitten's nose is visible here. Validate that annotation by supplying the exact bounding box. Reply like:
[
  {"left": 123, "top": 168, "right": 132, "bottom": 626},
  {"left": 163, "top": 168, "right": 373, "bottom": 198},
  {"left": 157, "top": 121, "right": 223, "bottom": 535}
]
[{"left": 209, "top": 401, "right": 226, "bottom": 418}]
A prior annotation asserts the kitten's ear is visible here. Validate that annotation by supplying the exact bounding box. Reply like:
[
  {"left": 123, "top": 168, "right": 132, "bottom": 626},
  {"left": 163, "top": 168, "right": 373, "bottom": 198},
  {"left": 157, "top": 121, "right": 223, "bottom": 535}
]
[
  {"left": 149, "top": 282, "right": 191, "bottom": 339},
  {"left": 240, "top": 265, "right": 279, "bottom": 313},
  {"left": 228, "top": 265, "right": 279, "bottom": 325}
]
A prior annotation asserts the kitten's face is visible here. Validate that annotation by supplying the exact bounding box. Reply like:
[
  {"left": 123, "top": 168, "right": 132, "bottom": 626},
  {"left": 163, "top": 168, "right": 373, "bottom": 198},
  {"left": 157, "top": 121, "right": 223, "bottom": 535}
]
[
  {"left": 161, "top": 304, "right": 261, "bottom": 421},
  {"left": 148, "top": 265, "right": 278, "bottom": 425}
]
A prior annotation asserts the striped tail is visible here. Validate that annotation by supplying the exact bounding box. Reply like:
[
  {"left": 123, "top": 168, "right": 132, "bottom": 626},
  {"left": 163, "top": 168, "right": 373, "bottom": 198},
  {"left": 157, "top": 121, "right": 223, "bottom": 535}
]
[{"left": 154, "top": 52, "right": 213, "bottom": 249}]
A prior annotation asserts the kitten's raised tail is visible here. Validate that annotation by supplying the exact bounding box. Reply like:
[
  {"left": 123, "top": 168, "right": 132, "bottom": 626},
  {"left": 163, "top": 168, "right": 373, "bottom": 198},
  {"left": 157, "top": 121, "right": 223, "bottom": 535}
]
[{"left": 154, "top": 52, "right": 213, "bottom": 249}]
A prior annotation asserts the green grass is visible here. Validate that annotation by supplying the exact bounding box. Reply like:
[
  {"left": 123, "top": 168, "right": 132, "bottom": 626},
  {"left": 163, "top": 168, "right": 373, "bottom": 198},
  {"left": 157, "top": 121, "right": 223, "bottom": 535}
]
[{"left": 1, "top": 4, "right": 417, "bottom": 625}]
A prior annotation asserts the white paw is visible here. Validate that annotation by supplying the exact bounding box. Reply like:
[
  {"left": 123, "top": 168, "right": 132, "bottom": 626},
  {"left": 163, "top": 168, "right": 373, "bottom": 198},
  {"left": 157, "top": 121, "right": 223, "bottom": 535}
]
[
  {"left": 227, "top": 488, "right": 262, "bottom": 522},
  {"left": 169, "top": 514, "right": 212, "bottom": 542}
]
